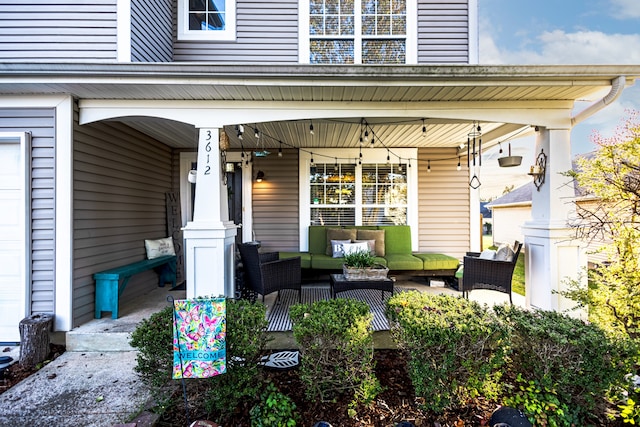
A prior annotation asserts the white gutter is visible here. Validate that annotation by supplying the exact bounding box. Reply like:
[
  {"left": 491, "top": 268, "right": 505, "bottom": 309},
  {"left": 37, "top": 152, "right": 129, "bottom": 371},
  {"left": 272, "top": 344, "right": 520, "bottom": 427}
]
[{"left": 571, "top": 76, "right": 626, "bottom": 126}]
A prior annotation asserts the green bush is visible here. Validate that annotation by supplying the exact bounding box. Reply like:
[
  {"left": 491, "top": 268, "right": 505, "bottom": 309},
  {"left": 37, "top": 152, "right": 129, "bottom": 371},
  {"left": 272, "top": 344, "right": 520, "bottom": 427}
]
[
  {"left": 385, "top": 291, "right": 509, "bottom": 413},
  {"left": 494, "top": 305, "right": 635, "bottom": 426},
  {"left": 130, "top": 298, "right": 271, "bottom": 422},
  {"left": 289, "top": 298, "right": 380, "bottom": 404},
  {"left": 204, "top": 298, "right": 271, "bottom": 421},
  {"left": 249, "top": 382, "right": 299, "bottom": 427},
  {"left": 130, "top": 305, "right": 175, "bottom": 407}
]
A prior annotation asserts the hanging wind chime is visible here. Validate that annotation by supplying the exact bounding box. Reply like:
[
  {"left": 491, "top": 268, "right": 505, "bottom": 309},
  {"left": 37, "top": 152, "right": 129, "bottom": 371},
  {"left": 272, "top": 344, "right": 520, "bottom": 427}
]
[{"left": 467, "top": 122, "right": 482, "bottom": 189}]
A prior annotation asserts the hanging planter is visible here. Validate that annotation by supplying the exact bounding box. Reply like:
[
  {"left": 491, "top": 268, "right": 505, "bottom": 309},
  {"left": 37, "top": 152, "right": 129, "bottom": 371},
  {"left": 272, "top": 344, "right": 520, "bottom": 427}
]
[{"left": 498, "top": 143, "right": 522, "bottom": 167}]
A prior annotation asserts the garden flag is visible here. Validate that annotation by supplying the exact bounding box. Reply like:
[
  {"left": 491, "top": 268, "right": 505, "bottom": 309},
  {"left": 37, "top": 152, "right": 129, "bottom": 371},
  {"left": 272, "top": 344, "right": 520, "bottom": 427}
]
[{"left": 172, "top": 298, "right": 226, "bottom": 379}]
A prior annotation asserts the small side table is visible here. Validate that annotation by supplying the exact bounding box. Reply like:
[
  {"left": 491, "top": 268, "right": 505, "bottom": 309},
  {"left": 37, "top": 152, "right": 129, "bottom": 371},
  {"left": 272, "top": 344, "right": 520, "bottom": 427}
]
[{"left": 330, "top": 274, "right": 395, "bottom": 302}]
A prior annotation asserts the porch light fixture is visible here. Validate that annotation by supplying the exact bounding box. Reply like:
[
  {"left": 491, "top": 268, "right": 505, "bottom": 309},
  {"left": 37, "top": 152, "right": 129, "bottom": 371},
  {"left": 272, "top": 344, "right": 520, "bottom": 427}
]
[
  {"left": 225, "top": 162, "right": 235, "bottom": 173},
  {"left": 256, "top": 170, "right": 265, "bottom": 182},
  {"left": 188, "top": 169, "right": 197, "bottom": 183}
]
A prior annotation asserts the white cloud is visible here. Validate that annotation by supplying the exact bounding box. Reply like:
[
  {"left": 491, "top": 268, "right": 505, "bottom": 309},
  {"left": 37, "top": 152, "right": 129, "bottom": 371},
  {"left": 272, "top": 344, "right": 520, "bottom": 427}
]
[
  {"left": 610, "top": 0, "right": 640, "bottom": 18},
  {"left": 481, "top": 30, "right": 640, "bottom": 64}
]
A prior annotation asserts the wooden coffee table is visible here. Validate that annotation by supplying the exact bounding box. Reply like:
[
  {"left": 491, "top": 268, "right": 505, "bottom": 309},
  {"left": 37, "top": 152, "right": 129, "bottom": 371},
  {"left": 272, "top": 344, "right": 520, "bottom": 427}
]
[{"left": 329, "top": 274, "right": 395, "bottom": 302}]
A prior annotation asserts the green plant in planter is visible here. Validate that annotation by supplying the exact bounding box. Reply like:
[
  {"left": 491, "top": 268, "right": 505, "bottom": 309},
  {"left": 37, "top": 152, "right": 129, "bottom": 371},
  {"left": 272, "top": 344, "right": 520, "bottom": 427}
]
[{"left": 343, "top": 248, "right": 376, "bottom": 268}]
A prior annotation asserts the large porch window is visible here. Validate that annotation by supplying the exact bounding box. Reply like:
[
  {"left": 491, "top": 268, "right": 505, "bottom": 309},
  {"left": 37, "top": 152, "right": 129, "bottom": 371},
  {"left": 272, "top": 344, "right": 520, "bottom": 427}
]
[{"left": 300, "top": 148, "right": 417, "bottom": 249}]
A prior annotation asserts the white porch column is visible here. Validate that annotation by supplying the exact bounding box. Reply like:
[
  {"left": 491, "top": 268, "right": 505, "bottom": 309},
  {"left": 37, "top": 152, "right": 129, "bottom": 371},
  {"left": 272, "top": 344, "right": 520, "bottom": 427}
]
[
  {"left": 183, "top": 127, "right": 237, "bottom": 299},
  {"left": 521, "top": 127, "right": 587, "bottom": 316}
]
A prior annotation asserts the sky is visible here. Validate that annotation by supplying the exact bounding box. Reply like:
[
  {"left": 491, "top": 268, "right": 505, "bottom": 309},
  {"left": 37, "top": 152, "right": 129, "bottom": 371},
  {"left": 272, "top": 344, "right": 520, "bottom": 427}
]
[{"left": 477, "top": 0, "right": 640, "bottom": 198}]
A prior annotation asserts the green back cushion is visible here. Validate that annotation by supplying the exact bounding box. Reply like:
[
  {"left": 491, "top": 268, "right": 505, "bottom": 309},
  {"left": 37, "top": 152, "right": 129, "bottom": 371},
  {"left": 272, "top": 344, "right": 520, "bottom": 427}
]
[
  {"left": 379, "top": 225, "right": 412, "bottom": 254},
  {"left": 308, "top": 226, "right": 327, "bottom": 254}
]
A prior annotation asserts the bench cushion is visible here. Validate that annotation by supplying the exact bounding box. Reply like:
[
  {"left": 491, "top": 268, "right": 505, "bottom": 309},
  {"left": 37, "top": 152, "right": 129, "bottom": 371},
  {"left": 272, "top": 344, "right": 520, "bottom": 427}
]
[
  {"left": 279, "top": 252, "right": 312, "bottom": 269},
  {"left": 379, "top": 225, "right": 412, "bottom": 254},
  {"left": 413, "top": 253, "right": 460, "bottom": 270},
  {"left": 384, "top": 254, "right": 424, "bottom": 270}
]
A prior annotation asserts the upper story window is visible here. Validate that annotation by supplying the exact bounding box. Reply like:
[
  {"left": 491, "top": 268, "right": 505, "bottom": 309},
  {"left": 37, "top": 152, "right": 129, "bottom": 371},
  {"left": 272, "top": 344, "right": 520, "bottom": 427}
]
[
  {"left": 300, "top": 0, "right": 416, "bottom": 64},
  {"left": 178, "top": 0, "right": 236, "bottom": 41}
]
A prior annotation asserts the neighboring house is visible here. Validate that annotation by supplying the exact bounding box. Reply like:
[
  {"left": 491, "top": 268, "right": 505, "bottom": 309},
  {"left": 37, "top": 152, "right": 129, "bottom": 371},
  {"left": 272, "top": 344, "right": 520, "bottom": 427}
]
[
  {"left": 488, "top": 180, "right": 608, "bottom": 266},
  {"left": 486, "top": 183, "right": 533, "bottom": 245},
  {"left": 0, "top": 0, "right": 638, "bottom": 342}
]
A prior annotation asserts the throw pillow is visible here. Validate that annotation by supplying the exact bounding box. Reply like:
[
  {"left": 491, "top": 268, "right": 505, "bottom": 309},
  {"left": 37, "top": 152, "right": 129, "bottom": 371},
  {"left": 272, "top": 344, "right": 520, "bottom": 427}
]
[
  {"left": 342, "top": 241, "right": 370, "bottom": 255},
  {"left": 325, "top": 228, "right": 357, "bottom": 255},
  {"left": 144, "top": 237, "right": 176, "bottom": 260},
  {"left": 353, "top": 239, "right": 376, "bottom": 255},
  {"left": 330, "top": 239, "right": 352, "bottom": 258},
  {"left": 495, "top": 243, "right": 515, "bottom": 262},
  {"left": 356, "top": 229, "right": 385, "bottom": 256},
  {"left": 478, "top": 249, "right": 496, "bottom": 260}
]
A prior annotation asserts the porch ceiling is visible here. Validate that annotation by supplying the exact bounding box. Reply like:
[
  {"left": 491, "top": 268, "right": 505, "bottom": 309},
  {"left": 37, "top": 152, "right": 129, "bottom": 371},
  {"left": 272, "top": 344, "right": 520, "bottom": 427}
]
[{"left": 1, "top": 63, "right": 638, "bottom": 150}]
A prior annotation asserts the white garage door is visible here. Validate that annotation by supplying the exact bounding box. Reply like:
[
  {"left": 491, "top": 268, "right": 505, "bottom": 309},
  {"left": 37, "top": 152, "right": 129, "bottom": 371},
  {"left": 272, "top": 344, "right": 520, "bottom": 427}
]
[{"left": 0, "top": 134, "right": 28, "bottom": 343}]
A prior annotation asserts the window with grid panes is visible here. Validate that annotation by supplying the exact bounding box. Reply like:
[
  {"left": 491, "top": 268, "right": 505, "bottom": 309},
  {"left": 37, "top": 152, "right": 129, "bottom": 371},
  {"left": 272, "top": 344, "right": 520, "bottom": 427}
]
[
  {"left": 309, "top": 162, "right": 407, "bottom": 226},
  {"left": 309, "top": 0, "right": 407, "bottom": 64},
  {"left": 178, "top": 0, "right": 236, "bottom": 40}
]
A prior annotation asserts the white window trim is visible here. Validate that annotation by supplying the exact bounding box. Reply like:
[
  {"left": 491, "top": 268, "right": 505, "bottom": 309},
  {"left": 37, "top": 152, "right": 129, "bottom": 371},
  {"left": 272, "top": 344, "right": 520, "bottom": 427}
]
[
  {"left": 298, "top": 0, "right": 417, "bottom": 64},
  {"left": 177, "top": 0, "right": 237, "bottom": 41},
  {"left": 299, "top": 148, "right": 418, "bottom": 251}
]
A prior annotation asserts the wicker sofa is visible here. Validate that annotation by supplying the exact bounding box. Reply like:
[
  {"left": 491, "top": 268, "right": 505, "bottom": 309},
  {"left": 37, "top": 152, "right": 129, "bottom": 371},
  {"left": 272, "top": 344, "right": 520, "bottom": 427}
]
[{"left": 279, "top": 225, "right": 460, "bottom": 282}]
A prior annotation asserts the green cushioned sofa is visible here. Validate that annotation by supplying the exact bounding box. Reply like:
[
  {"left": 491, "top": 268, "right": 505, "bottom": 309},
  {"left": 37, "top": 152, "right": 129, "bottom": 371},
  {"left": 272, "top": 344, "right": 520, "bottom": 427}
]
[{"left": 279, "top": 225, "right": 460, "bottom": 282}]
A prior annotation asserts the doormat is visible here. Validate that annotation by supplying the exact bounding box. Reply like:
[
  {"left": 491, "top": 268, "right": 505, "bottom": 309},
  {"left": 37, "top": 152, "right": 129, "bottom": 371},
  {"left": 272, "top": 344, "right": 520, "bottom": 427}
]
[{"left": 266, "top": 286, "right": 408, "bottom": 332}]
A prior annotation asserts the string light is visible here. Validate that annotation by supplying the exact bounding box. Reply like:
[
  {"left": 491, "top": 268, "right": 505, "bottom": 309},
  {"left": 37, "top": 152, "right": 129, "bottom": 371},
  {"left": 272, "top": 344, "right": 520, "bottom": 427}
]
[
  {"left": 309, "top": 120, "right": 314, "bottom": 135},
  {"left": 310, "top": 152, "right": 314, "bottom": 166},
  {"left": 457, "top": 157, "right": 461, "bottom": 171},
  {"left": 422, "top": 119, "right": 426, "bottom": 137},
  {"left": 386, "top": 149, "right": 390, "bottom": 164},
  {"left": 408, "top": 159, "right": 412, "bottom": 168},
  {"left": 364, "top": 129, "right": 369, "bottom": 142},
  {"left": 334, "top": 157, "right": 338, "bottom": 171},
  {"left": 254, "top": 127, "right": 260, "bottom": 139},
  {"left": 427, "top": 160, "right": 431, "bottom": 173},
  {"left": 278, "top": 141, "right": 283, "bottom": 157},
  {"left": 237, "top": 124, "right": 244, "bottom": 140}
]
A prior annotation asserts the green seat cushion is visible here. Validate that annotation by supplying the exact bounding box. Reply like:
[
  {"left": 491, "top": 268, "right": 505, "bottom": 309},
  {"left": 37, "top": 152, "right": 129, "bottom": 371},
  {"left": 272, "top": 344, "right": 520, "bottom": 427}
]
[
  {"left": 413, "top": 253, "right": 460, "bottom": 270},
  {"left": 311, "top": 254, "right": 345, "bottom": 270},
  {"left": 378, "top": 225, "right": 412, "bottom": 254},
  {"left": 384, "top": 254, "right": 424, "bottom": 270},
  {"left": 279, "top": 252, "right": 311, "bottom": 269},
  {"left": 455, "top": 265, "right": 464, "bottom": 279}
]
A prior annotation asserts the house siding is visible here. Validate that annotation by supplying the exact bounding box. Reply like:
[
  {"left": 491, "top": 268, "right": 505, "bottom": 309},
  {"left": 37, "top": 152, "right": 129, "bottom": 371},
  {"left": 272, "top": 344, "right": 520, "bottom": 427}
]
[
  {"left": 173, "top": 0, "right": 299, "bottom": 63},
  {"left": 417, "top": 148, "right": 469, "bottom": 259},
  {"left": 0, "top": 0, "right": 117, "bottom": 62},
  {"left": 418, "top": 0, "right": 470, "bottom": 63},
  {"left": 131, "top": 0, "right": 173, "bottom": 62},
  {"left": 73, "top": 111, "right": 173, "bottom": 326},
  {"left": 0, "top": 108, "right": 56, "bottom": 314},
  {"left": 251, "top": 149, "right": 300, "bottom": 252}
]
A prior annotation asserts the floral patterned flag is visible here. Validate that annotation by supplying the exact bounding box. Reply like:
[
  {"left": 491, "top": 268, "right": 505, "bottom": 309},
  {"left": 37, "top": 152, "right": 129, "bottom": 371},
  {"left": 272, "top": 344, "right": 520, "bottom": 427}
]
[{"left": 172, "top": 298, "right": 226, "bottom": 379}]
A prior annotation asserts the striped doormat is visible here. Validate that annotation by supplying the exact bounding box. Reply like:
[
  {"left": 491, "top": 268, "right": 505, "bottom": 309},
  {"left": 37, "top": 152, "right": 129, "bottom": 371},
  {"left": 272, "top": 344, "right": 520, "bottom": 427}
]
[{"left": 266, "top": 286, "right": 404, "bottom": 332}]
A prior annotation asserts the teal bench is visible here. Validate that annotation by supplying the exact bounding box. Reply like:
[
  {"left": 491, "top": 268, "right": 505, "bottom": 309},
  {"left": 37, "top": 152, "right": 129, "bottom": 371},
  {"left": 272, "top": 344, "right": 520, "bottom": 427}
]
[{"left": 94, "top": 255, "right": 177, "bottom": 319}]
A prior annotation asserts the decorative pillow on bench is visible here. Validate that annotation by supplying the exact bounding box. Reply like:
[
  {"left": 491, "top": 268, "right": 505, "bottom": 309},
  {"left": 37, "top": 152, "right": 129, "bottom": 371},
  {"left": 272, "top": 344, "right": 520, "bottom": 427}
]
[
  {"left": 356, "top": 229, "right": 385, "bottom": 256},
  {"left": 144, "top": 237, "right": 176, "bottom": 260},
  {"left": 325, "top": 228, "right": 357, "bottom": 256}
]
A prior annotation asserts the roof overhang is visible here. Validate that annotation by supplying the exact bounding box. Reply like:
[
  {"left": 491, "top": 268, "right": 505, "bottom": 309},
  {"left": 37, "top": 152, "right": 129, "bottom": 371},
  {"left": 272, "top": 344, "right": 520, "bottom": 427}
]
[{"left": 0, "top": 63, "right": 637, "bottom": 150}]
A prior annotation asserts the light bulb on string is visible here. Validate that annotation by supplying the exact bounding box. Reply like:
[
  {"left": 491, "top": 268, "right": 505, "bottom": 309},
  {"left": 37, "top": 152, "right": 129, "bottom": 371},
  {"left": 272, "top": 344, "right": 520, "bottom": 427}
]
[
  {"left": 334, "top": 158, "right": 338, "bottom": 171},
  {"left": 386, "top": 149, "right": 390, "bottom": 164},
  {"left": 427, "top": 160, "right": 431, "bottom": 173},
  {"left": 422, "top": 119, "right": 427, "bottom": 137},
  {"left": 278, "top": 141, "right": 283, "bottom": 157},
  {"left": 309, "top": 120, "right": 314, "bottom": 135},
  {"left": 364, "top": 129, "right": 369, "bottom": 142},
  {"left": 457, "top": 157, "right": 461, "bottom": 171},
  {"left": 254, "top": 127, "right": 260, "bottom": 140}
]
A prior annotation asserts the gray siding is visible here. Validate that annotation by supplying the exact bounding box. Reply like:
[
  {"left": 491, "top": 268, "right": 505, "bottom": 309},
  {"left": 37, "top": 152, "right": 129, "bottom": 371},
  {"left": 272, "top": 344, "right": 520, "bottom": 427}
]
[
  {"left": 0, "top": 108, "right": 56, "bottom": 314},
  {"left": 417, "top": 148, "right": 470, "bottom": 259},
  {"left": 131, "top": 0, "right": 173, "bottom": 62},
  {"left": 252, "top": 149, "right": 300, "bottom": 252},
  {"left": 173, "top": 0, "right": 299, "bottom": 63},
  {"left": 418, "top": 0, "right": 470, "bottom": 63},
  {"left": 73, "top": 113, "right": 173, "bottom": 326},
  {"left": 0, "top": 0, "right": 117, "bottom": 62}
]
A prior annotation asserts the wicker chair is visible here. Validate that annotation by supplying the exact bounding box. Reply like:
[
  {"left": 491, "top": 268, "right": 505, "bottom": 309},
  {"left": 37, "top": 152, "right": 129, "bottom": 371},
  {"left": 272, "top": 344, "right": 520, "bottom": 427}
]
[
  {"left": 237, "top": 243, "right": 302, "bottom": 302},
  {"left": 460, "top": 241, "right": 522, "bottom": 304}
]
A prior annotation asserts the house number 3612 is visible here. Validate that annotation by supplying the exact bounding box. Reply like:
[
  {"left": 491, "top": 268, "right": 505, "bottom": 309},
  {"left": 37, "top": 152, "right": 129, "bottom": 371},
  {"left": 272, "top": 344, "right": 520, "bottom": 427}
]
[{"left": 203, "top": 131, "right": 212, "bottom": 175}]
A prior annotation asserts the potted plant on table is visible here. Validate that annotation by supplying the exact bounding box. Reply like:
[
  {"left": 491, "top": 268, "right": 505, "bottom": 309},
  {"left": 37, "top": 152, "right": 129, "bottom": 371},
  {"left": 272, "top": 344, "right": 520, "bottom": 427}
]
[{"left": 342, "top": 248, "right": 389, "bottom": 281}]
